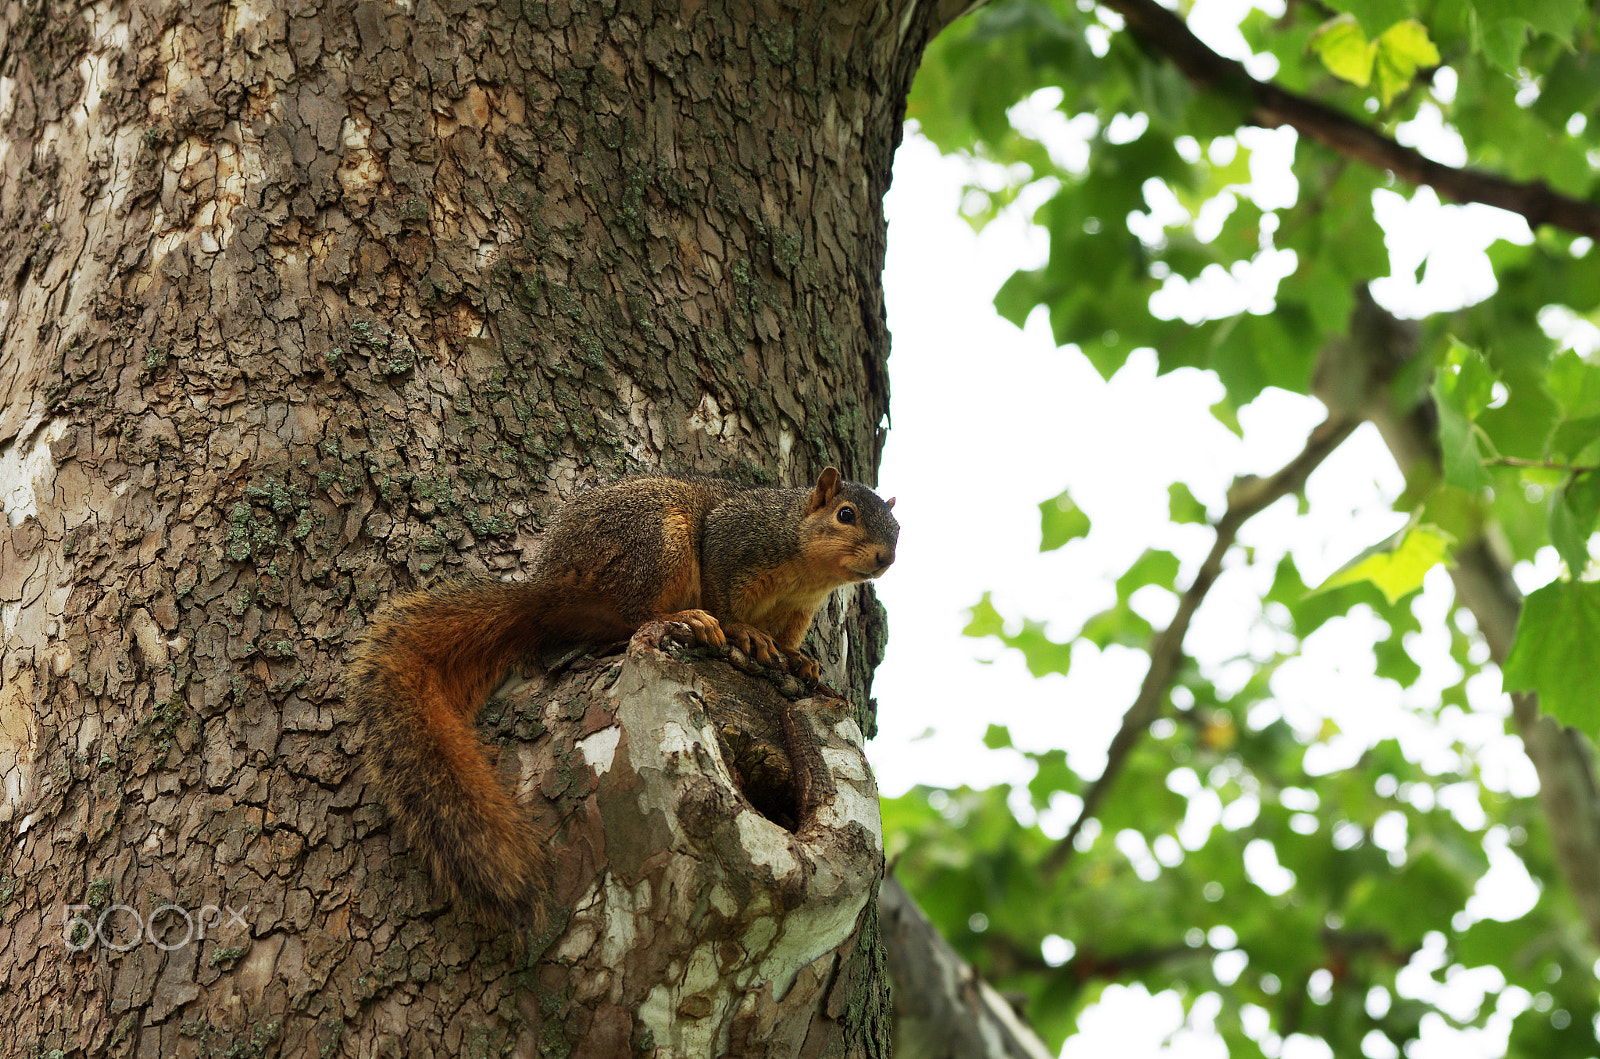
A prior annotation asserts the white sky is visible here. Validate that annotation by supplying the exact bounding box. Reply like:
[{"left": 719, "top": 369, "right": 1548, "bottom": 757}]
[{"left": 870, "top": 105, "right": 1561, "bottom": 1057}]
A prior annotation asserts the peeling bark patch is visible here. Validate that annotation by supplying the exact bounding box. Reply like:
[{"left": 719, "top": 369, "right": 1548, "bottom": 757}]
[
  {"left": 0, "top": 416, "right": 79, "bottom": 826},
  {"left": 577, "top": 722, "right": 621, "bottom": 774},
  {"left": 537, "top": 648, "right": 883, "bottom": 1054},
  {"left": 0, "top": 417, "right": 68, "bottom": 525},
  {"left": 0, "top": 669, "right": 37, "bottom": 820}
]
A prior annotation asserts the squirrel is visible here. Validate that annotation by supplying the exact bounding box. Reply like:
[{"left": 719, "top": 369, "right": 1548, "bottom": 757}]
[{"left": 343, "top": 466, "right": 899, "bottom": 927}]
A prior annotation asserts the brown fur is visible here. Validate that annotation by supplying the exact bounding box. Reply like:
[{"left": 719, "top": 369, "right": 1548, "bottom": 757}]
[{"left": 343, "top": 467, "right": 899, "bottom": 926}]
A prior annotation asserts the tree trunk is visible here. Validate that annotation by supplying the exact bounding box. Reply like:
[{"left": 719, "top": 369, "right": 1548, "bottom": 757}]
[
  {"left": 0, "top": 0, "right": 954, "bottom": 1053},
  {"left": 882, "top": 875, "right": 1056, "bottom": 1059}
]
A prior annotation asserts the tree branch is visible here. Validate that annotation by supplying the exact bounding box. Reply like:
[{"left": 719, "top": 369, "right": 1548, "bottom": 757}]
[
  {"left": 882, "top": 874, "right": 1057, "bottom": 1059},
  {"left": 1042, "top": 414, "right": 1358, "bottom": 880},
  {"left": 1099, "top": 0, "right": 1600, "bottom": 240}
]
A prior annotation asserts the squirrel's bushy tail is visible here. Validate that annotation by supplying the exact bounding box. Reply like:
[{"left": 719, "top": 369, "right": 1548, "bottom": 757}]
[{"left": 344, "top": 580, "right": 556, "bottom": 927}]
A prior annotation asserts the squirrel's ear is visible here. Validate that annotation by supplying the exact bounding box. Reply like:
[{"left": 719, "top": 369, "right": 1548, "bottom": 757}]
[
  {"left": 808, "top": 466, "right": 841, "bottom": 512},
  {"left": 885, "top": 497, "right": 896, "bottom": 510}
]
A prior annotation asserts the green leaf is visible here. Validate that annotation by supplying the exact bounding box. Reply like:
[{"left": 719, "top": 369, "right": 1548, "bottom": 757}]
[
  {"left": 993, "top": 268, "right": 1048, "bottom": 330},
  {"left": 1004, "top": 620, "right": 1076, "bottom": 677},
  {"left": 965, "top": 593, "right": 1076, "bottom": 676},
  {"left": 1420, "top": 485, "right": 1488, "bottom": 544},
  {"left": 1319, "top": 524, "right": 1455, "bottom": 604},
  {"left": 1210, "top": 397, "right": 1243, "bottom": 437},
  {"left": 1503, "top": 579, "right": 1600, "bottom": 728},
  {"left": 1374, "top": 627, "right": 1424, "bottom": 686},
  {"left": 1471, "top": 13, "right": 1528, "bottom": 73},
  {"left": 1546, "top": 350, "right": 1600, "bottom": 420},
  {"left": 963, "top": 592, "right": 1006, "bottom": 639},
  {"left": 1311, "top": 15, "right": 1378, "bottom": 87},
  {"left": 1169, "top": 482, "right": 1209, "bottom": 525},
  {"left": 1203, "top": 139, "right": 1253, "bottom": 195},
  {"left": 1322, "top": 0, "right": 1416, "bottom": 35},
  {"left": 1436, "top": 338, "right": 1498, "bottom": 420},
  {"left": 1210, "top": 307, "right": 1320, "bottom": 404},
  {"left": 1550, "top": 471, "right": 1600, "bottom": 573},
  {"left": 1435, "top": 401, "right": 1487, "bottom": 491},
  {"left": 1269, "top": 554, "right": 1366, "bottom": 636},
  {"left": 1456, "top": 914, "right": 1541, "bottom": 973},
  {"left": 1531, "top": 50, "right": 1600, "bottom": 130},
  {"left": 1026, "top": 748, "right": 1079, "bottom": 806},
  {"left": 1079, "top": 601, "right": 1155, "bottom": 649},
  {"left": 1116, "top": 549, "right": 1183, "bottom": 597},
  {"left": 983, "top": 723, "right": 1014, "bottom": 750},
  {"left": 1345, "top": 844, "right": 1477, "bottom": 940},
  {"left": 1475, "top": 0, "right": 1585, "bottom": 45},
  {"left": 1548, "top": 415, "right": 1600, "bottom": 464},
  {"left": 1374, "top": 20, "right": 1441, "bottom": 105},
  {"left": 1039, "top": 487, "right": 1091, "bottom": 551},
  {"left": 1432, "top": 339, "right": 1498, "bottom": 492},
  {"left": 1476, "top": 366, "right": 1562, "bottom": 462}
]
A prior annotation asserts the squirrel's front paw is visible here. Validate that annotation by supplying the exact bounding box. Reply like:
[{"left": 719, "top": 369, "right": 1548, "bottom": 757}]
[
  {"left": 781, "top": 649, "right": 822, "bottom": 683},
  {"left": 640, "top": 609, "right": 727, "bottom": 650},
  {"left": 722, "top": 622, "right": 784, "bottom": 668}
]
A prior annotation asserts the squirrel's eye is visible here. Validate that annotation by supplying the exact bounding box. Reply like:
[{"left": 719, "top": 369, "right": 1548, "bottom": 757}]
[{"left": 837, "top": 505, "right": 857, "bottom": 525}]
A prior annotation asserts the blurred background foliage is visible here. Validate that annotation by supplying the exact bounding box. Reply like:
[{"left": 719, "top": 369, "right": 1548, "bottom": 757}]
[{"left": 887, "top": 0, "right": 1600, "bottom": 1054}]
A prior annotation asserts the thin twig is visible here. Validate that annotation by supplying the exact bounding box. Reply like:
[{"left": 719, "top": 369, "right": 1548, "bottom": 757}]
[{"left": 1042, "top": 415, "right": 1358, "bottom": 880}]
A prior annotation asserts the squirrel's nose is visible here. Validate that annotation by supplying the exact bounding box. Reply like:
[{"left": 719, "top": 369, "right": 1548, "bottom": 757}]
[{"left": 875, "top": 547, "right": 896, "bottom": 569}]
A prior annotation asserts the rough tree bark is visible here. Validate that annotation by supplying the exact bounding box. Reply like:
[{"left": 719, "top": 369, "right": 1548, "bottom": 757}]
[{"left": 0, "top": 0, "right": 967, "bottom": 1053}]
